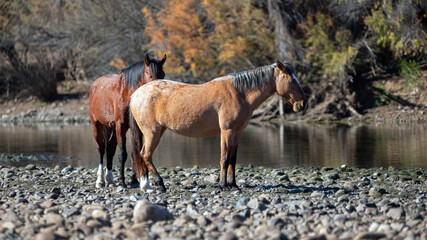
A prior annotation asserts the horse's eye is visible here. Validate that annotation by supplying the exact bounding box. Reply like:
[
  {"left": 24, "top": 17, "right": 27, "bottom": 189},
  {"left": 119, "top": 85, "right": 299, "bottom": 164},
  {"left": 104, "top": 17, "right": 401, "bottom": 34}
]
[{"left": 150, "top": 75, "right": 153, "bottom": 78}]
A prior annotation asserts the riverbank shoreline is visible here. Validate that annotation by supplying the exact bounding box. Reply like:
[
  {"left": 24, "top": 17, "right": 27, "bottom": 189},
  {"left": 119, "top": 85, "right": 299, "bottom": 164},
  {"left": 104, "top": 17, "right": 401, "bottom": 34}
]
[
  {"left": 0, "top": 165, "right": 425, "bottom": 239},
  {"left": 1, "top": 105, "right": 426, "bottom": 125},
  {"left": 1, "top": 79, "right": 426, "bottom": 125}
]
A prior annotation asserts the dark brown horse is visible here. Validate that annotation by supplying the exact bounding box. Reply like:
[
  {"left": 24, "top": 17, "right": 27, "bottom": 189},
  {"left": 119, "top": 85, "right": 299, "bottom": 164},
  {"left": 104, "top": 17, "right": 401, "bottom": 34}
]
[
  {"left": 90, "top": 53, "right": 166, "bottom": 188},
  {"left": 130, "top": 60, "right": 307, "bottom": 192}
]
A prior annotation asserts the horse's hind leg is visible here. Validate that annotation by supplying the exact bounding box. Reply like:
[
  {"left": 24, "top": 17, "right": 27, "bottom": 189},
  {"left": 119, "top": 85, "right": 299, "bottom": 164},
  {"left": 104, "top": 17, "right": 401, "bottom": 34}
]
[
  {"left": 140, "top": 126, "right": 166, "bottom": 192},
  {"left": 129, "top": 108, "right": 150, "bottom": 189},
  {"left": 93, "top": 122, "right": 106, "bottom": 188},
  {"left": 116, "top": 123, "right": 128, "bottom": 187},
  {"left": 105, "top": 129, "right": 117, "bottom": 186},
  {"left": 130, "top": 112, "right": 145, "bottom": 186}
]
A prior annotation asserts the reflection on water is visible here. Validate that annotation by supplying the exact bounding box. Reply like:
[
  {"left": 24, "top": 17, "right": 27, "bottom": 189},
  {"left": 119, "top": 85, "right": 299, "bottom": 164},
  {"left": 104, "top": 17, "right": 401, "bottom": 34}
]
[{"left": 0, "top": 123, "right": 426, "bottom": 169}]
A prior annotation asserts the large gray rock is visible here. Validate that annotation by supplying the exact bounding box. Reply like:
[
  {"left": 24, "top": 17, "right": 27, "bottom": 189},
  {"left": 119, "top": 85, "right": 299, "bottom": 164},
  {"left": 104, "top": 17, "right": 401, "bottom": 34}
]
[{"left": 133, "top": 200, "right": 174, "bottom": 223}]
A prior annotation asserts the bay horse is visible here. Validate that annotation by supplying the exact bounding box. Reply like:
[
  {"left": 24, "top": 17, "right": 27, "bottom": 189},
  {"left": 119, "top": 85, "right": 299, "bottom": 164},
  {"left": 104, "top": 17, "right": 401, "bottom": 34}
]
[
  {"left": 89, "top": 53, "right": 166, "bottom": 188},
  {"left": 129, "top": 60, "right": 307, "bottom": 192}
]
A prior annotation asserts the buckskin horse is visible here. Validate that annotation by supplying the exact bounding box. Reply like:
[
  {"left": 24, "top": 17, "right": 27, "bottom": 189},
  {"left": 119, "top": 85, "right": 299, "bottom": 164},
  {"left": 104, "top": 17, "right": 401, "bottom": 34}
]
[
  {"left": 90, "top": 53, "right": 166, "bottom": 188},
  {"left": 129, "top": 60, "right": 307, "bottom": 192}
]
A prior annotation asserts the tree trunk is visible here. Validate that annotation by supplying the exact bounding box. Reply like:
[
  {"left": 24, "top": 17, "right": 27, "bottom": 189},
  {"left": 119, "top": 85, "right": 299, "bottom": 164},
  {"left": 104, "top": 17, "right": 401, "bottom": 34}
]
[{"left": 267, "top": 0, "right": 305, "bottom": 61}]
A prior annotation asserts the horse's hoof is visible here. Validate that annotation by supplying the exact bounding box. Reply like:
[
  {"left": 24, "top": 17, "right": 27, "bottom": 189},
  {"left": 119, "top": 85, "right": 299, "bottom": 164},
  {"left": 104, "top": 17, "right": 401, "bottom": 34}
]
[
  {"left": 230, "top": 186, "right": 241, "bottom": 192},
  {"left": 140, "top": 184, "right": 154, "bottom": 193},
  {"left": 95, "top": 181, "right": 105, "bottom": 188},
  {"left": 119, "top": 182, "right": 127, "bottom": 188},
  {"left": 228, "top": 183, "right": 241, "bottom": 192},
  {"left": 131, "top": 174, "right": 139, "bottom": 184},
  {"left": 131, "top": 179, "right": 139, "bottom": 185},
  {"left": 105, "top": 170, "right": 115, "bottom": 186}
]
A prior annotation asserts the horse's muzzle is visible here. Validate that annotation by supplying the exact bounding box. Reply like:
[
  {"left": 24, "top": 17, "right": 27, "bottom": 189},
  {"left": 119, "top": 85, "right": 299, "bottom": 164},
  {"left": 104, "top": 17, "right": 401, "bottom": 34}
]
[{"left": 293, "top": 101, "right": 307, "bottom": 113}]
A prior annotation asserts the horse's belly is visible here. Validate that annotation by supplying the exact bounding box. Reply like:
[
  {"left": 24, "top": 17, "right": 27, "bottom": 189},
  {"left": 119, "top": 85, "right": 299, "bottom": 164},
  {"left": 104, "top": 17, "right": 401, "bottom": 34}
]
[
  {"left": 170, "top": 125, "right": 220, "bottom": 138},
  {"left": 161, "top": 110, "right": 220, "bottom": 138}
]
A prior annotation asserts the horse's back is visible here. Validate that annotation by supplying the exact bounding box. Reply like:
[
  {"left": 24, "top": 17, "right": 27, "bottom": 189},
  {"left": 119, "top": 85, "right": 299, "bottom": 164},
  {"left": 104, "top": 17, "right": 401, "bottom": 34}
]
[{"left": 91, "top": 74, "right": 120, "bottom": 91}]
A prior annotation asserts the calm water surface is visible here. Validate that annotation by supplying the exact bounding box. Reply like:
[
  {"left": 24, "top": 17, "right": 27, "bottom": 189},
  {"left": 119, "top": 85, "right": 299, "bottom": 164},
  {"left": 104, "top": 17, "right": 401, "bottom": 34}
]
[{"left": 0, "top": 123, "right": 426, "bottom": 169}]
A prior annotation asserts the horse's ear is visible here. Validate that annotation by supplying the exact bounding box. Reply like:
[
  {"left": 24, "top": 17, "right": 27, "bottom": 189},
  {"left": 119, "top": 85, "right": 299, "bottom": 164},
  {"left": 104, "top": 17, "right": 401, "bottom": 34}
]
[
  {"left": 276, "top": 60, "right": 286, "bottom": 72},
  {"left": 144, "top": 53, "right": 150, "bottom": 65},
  {"left": 160, "top": 54, "right": 167, "bottom": 65}
]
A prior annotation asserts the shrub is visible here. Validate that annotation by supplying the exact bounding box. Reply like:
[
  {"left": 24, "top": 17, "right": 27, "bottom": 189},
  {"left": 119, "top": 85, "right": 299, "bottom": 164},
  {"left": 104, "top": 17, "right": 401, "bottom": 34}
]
[{"left": 299, "top": 12, "right": 357, "bottom": 86}]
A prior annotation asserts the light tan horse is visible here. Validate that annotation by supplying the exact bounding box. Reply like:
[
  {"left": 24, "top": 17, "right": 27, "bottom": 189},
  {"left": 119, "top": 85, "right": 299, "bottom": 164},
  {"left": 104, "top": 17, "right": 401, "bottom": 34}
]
[{"left": 130, "top": 60, "right": 307, "bottom": 192}]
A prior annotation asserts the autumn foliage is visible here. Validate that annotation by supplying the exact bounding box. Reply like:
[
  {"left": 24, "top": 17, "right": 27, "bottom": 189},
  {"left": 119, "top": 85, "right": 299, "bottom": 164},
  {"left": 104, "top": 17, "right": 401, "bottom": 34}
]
[
  {"left": 143, "top": 0, "right": 276, "bottom": 81},
  {"left": 1, "top": 0, "right": 426, "bottom": 110}
]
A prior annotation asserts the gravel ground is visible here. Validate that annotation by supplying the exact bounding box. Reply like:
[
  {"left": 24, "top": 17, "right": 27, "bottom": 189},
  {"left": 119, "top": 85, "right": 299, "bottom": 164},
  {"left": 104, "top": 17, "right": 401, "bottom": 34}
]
[{"left": 0, "top": 164, "right": 426, "bottom": 240}]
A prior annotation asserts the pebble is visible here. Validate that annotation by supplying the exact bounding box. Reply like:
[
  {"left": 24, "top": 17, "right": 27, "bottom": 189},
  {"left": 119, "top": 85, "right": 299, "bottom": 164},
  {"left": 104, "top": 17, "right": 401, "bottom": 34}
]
[
  {"left": 267, "top": 217, "right": 285, "bottom": 227},
  {"left": 218, "top": 232, "right": 237, "bottom": 240},
  {"left": 34, "top": 232, "right": 58, "bottom": 240},
  {"left": 310, "top": 191, "right": 323, "bottom": 198},
  {"left": 247, "top": 198, "right": 266, "bottom": 211},
  {"left": 236, "top": 197, "right": 250, "bottom": 210},
  {"left": 64, "top": 207, "right": 80, "bottom": 218},
  {"left": 377, "top": 198, "right": 390, "bottom": 207},
  {"left": 182, "top": 179, "right": 197, "bottom": 187},
  {"left": 25, "top": 164, "right": 36, "bottom": 170},
  {"left": 369, "top": 222, "right": 379, "bottom": 232},
  {"left": 354, "top": 232, "right": 386, "bottom": 240},
  {"left": 197, "top": 216, "right": 212, "bottom": 226},
  {"left": 204, "top": 174, "right": 218, "bottom": 184},
  {"left": 45, "top": 213, "right": 64, "bottom": 226},
  {"left": 133, "top": 199, "right": 174, "bottom": 223},
  {"left": 92, "top": 209, "right": 109, "bottom": 221},
  {"left": 0, "top": 165, "right": 425, "bottom": 239},
  {"left": 61, "top": 166, "right": 73, "bottom": 173},
  {"left": 387, "top": 207, "right": 405, "bottom": 220}
]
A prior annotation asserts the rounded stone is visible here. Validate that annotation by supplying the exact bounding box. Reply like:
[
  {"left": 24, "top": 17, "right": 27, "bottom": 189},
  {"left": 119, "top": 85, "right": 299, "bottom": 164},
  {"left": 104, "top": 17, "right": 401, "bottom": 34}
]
[{"left": 133, "top": 200, "right": 174, "bottom": 223}]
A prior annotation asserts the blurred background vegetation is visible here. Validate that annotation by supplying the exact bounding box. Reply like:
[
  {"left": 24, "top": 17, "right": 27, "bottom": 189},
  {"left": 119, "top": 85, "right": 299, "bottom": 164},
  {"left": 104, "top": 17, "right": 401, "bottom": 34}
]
[{"left": 1, "top": 0, "right": 426, "bottom": 114}]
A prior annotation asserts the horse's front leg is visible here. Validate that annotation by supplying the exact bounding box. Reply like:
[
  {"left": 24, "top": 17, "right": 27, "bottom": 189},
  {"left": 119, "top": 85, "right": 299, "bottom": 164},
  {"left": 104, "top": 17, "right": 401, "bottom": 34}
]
[
  {"left": 227, "top": 132, "right": 242, "bottom": 191},
  {"left": 219, "top": 130, "right": 234, "bottom": 191}
]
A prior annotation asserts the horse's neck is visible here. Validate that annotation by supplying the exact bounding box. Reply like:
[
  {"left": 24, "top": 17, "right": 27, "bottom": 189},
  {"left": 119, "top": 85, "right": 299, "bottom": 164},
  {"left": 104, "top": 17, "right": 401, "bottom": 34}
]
[{"left": 243, "top": 82, "right": 276, "bottom": 112}]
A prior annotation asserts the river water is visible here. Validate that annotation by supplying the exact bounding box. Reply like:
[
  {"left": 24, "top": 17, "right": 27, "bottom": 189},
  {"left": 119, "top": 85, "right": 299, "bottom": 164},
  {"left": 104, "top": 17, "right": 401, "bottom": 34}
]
[{"left": 0, "top": 123, "right": 426, "bottom": 169}]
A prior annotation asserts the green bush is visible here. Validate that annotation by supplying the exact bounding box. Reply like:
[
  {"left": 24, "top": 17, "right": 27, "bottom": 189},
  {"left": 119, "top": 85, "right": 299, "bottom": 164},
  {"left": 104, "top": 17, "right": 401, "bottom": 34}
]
[{"left": 399, "top": 59, "right": 422, "bottom": 88}]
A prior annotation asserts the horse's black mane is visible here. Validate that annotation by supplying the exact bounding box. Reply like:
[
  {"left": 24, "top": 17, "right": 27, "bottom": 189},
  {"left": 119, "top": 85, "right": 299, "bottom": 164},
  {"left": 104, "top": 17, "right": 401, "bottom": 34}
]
[
  {"left": 120, "top": 57, "right": 165, "bottom": 88},
  {"left": 120, "top": 61, "right": 145, "bottom": 88},
  {"left": 232, "top": 62, "right": 294, "bottom": 92}
]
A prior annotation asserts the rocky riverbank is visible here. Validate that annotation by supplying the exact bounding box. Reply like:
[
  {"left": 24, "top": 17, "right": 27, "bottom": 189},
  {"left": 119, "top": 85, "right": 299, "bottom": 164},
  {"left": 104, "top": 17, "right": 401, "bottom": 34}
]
[{"left": 0, "top": 165, "right": 426, "bottom": 239}]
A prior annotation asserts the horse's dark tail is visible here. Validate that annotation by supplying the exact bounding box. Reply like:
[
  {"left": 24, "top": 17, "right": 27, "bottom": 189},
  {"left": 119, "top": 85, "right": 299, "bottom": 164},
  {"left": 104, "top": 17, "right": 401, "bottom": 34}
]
[
  {"left": 102, "top": 125, "right": 113, "bottom": 150},
  {"left": 129, "top": 107, "right": 144, "bottom": 183},
  {"left": 103, "top": 126, "right": 109, "bottom": 148},
  {"left": 103, "top": 126, "right": 114, "bottom": 143}
]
